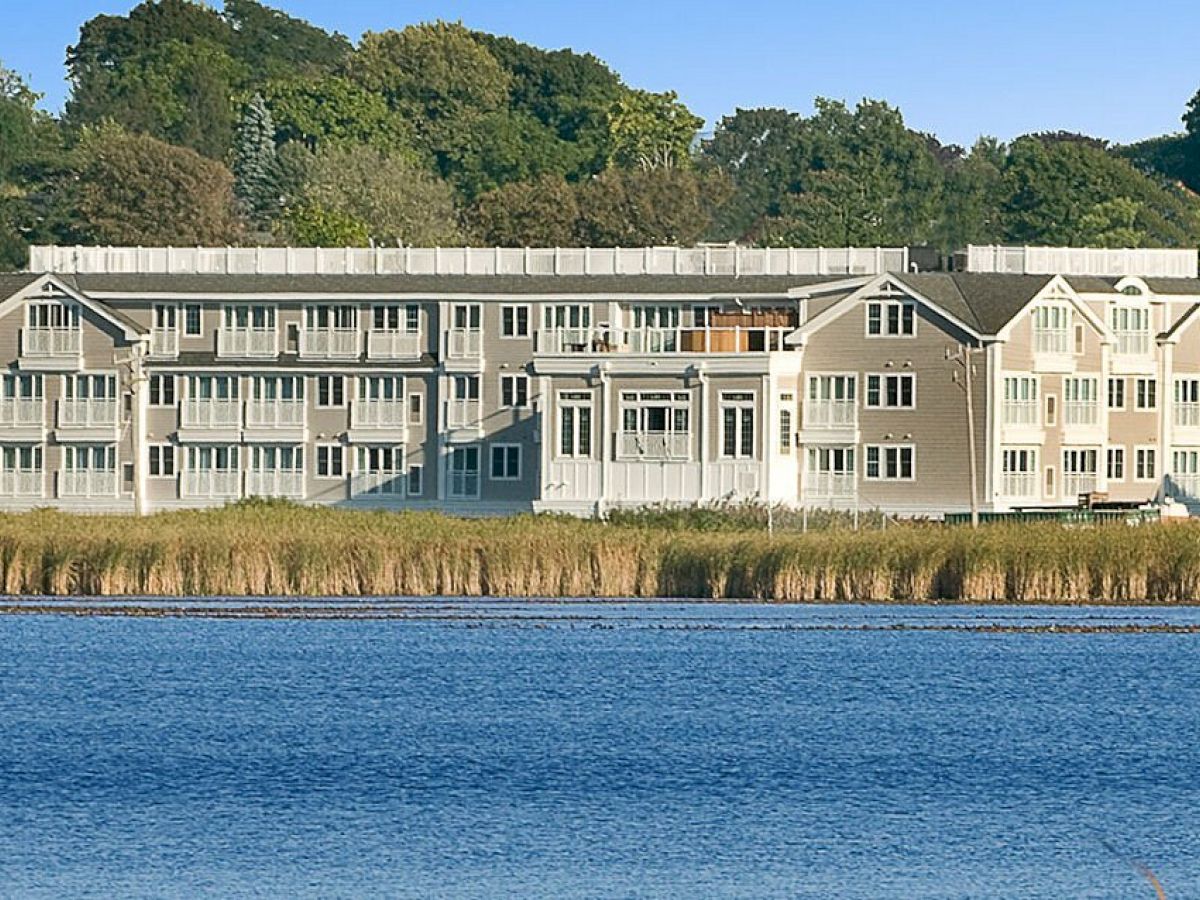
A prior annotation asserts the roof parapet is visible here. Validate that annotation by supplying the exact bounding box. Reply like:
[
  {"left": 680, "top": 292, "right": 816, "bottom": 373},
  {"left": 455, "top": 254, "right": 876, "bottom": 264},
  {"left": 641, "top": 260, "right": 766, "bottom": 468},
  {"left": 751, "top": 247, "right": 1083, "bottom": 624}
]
[{"left": 962, "top": 244, "right": 1198, "bottom": 279}]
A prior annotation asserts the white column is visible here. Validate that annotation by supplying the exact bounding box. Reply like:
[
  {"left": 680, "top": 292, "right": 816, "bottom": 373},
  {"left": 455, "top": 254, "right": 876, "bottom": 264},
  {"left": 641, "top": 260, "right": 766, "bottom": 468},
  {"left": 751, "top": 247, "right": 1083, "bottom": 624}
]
[
  {"left": 698, "top": 367, "right": 710, "bottom": 499},
  {"left": 1160, "top": 341, "right": 1175, "bottom": 492},
  {"left": 986, "top": 341, "right": 1003, "bottom": 510},
  {"left": 599, "top": 365, "right": 611, "bottom": 515}
]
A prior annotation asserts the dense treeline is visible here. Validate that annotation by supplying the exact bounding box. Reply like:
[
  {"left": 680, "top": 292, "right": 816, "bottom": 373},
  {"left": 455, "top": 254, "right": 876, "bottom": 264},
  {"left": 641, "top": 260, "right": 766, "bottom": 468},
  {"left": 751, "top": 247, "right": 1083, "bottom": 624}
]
[{"left": 1, "top": 0, "right": 1199, "bottom": 268}]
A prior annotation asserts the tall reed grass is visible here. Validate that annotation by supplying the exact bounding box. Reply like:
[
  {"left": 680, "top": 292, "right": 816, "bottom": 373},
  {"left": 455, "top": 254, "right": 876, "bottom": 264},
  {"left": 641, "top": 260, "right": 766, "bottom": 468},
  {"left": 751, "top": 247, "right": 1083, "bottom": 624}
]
[{"left": 2, "top": 500, "right": 1198, "bottom": 602}]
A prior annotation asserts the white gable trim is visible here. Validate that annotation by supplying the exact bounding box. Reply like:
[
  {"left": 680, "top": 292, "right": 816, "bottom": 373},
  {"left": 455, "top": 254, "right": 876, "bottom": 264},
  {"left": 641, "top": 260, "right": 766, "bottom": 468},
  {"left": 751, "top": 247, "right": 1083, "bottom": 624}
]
[
  {"left": 994, "top": 274, "right": 1113, "bottom": 343},
  {"left": 0, "top": 274, "right": 144, "bottom": 339}
]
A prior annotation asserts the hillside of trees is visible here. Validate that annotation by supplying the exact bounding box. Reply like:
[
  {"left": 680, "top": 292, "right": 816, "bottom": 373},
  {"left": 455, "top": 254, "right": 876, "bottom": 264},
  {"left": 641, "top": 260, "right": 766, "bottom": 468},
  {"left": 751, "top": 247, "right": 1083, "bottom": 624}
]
[{"left": 1, "top": 0, "right": 1199, "bottom": 268}]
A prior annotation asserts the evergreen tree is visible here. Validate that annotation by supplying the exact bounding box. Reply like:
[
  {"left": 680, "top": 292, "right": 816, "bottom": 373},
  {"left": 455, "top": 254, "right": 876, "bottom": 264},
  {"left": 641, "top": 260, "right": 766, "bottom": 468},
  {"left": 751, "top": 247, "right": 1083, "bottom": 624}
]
[{"left": 233, "top": 94, "right": 280, "bottom": 232}]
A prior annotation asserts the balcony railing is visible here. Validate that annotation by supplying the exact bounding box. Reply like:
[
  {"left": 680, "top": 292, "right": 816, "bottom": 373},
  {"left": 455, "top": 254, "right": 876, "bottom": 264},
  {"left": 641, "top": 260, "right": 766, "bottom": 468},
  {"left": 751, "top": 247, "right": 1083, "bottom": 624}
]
[
  {"left": 447, "top": 329, "right": 483, "bottom": 359},
  {"left": 351, "top": 471, "right": 405, "bottom": 496},
  {"left": 58, "top": 470, "right": 117, "bottom": 497},
  {"left": 245, "top": 470, "right": 304, "bottom": 499},
  {"left": 300, "top": 328, "right": 360, "bottom": 359},
  {"left": 58, "top": 398, "right": 119, "bottom": 429},
  {"left": 217, "top": 328, "right": 277, "bottom": 358},
  {"left": 446, "top": 399, "right": 482, "bottom": 429},
  {"left": 1033, "top": 329, "right": 1070, "bottom": 355},
  {"left": 804, "top": 472, "right": 856, "bottom": 499},
  {"left": 351, "top": 400, "right": 407, "bottom": 430},
  {"left": 1175, "top": 403, "right": 1200, "bottom": 428},
  {"left": 535, "top": 327, "right": 791, "bottom": 355},
  {"left": 1001, "top": 472, "right": 1038, "bottom": 498},
  {"left": 0, "top": 471, "right": 43, "bottom": 497},
  {"left": 1115, "top": 332, "right": 1150, "bottom": 356},
  {"left": 0, "top": 398, "right": 44, "bottom": 427},
  {"left": 181, "top": 470, "right": 241, "bottom": 499},
  {"left": 804, "top": 400, "right": 857, "bottom": 429},
  {"left": 22, "top": 327, "right": 81, "bottom": 358},
  {"left": 618, "top": 432, "right": 691, "bottom": 460},
  {"left": 367, "top": 331, "right": 422, "bottom": 360},
  {"left": 1063, "top": 473, "right": 1098, "bottom": 498},
  {"left": 1002, "top": 401, "right": 1039, "bottom": 427},
  {"left": 1169, "top": 473, "right": 1200, "bottom": 499},
  {"left": 181, "top": 398, "right": 241, "bottom": 429},
  {"left": 245, "top": 400, "right": 305, "bottom": 429},
  {"left": 1063, "top": 402, "right": 1098, "bottom": 426},
  {"left": 150, "top": 328, "right": 179, "bottom": 358}
]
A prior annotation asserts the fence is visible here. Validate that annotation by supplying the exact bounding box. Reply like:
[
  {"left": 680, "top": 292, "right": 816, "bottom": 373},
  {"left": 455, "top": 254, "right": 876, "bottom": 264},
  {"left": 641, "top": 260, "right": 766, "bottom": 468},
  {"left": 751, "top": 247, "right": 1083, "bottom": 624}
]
[{"left": 965, "top": 245, "right": 1198, "bottom": 278}]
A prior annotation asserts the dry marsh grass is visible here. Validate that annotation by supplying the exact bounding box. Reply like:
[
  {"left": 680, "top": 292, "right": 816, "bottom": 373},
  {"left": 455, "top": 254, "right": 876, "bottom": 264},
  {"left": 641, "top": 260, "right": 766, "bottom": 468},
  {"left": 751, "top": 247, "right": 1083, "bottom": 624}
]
[{"left": 2, "top": 501, "right": 1199, "bottom": 602}]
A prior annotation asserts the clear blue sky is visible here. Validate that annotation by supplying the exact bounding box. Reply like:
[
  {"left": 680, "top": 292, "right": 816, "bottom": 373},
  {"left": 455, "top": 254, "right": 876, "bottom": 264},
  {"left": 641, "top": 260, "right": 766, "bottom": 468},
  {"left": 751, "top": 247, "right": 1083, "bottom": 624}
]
[{"left": 3, "top": 0, "right": 1198, "bottom": 147}]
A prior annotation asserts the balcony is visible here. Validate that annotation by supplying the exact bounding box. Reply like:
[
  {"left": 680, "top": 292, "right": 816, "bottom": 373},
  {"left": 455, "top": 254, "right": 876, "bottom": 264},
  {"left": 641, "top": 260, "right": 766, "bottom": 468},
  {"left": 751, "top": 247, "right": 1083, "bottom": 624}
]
[
  {"left": 1168, "top": 473, "right": 1200, "bottom": 499},
  {"left": 245, "top": 400, "right": 305, "bottom": 429},
  {"left": 150, "top": 328, "right": 179, "bottom": 358},
  {"left": 21, "top": 328, "right": 82, "bottom": 367},
  {"left": 1064, "top": 402, "right": 1098, "bottom": 427},
  {"left": 618, "top": 432, "right": 691, "bottom": 460},
  {"left": 804, "top": 472, "right": 856, "bottom": 499},
  {"left": 1002, "top": 401, "right": 1039, "bottom": 427},
  {"left": 300, "top": 328, "right": 360, "bottom": 360},
  {"left": 446, "top": 329, "right": 483, "bottom": 361},
  {"left": 1001, "top": 472, "right": 1038, "bottom": 499},
  {"left": 180, "top": 399, "right": 241, "bottom": 441},
  {"left": 58, "top": 470, "right": 117, "bottom": 497},
  {"left": 0, "top": 470, "right": 43, "bottom": 498},
  {"left": 58, "top": 398, "right": 119, "bottom": 431},
  {"left": 1033, "top": 329, "right": 1070, "bottom": 355},
  {"left": 1175, "top": 404, "right": 1200, "bottom": 428},
  {"left": 0, "top": 398, "right": 45, "bottom": 437},
  {"left": 367, "top": 331, "right": 422, "bottom": 360},
  {"left": 351, "top": 471, "right": 406, "bottom": 497},
  {"left": 804, "top": 400, "right": 858, "bottom": 429},
  {"left": 1063, "top": 473, "right": 1098, "bottom": 498},
  {"left": 217, "top": 327, "right": 277, "bottom": 358},
  {"left": 535, "top": 327, "right": 791, "bottom": 356},
  {"left": 245, "top": 470, "right": 305, "bottom": 499},
  {"left": 349, "top": 401, "right": 407, "bottom": 443},
  {"left": 446, "top": 399, "right": 482, "bottom": 432},
  {"left": 181, "top": 470, "right": 241, "bottom": 500},
  {"left": 1115, "top": 332, "right": 1150, "bottom": 356}
]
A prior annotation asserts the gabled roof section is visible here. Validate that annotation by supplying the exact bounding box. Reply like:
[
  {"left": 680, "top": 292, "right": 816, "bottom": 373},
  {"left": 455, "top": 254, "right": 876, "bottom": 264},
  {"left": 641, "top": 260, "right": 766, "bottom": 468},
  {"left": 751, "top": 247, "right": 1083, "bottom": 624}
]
[
  {"left": 0, "top": 273, "right": 145, "bottom": 338},
  {"left": 1161, "top": 303, "right": 1200, "bottom": 342},
  {"left": 1141, "top": 277, "right": 1200, "bottom": 296},
  {"left": 0, "top": 272, "right": 42, "bottom": 302}
]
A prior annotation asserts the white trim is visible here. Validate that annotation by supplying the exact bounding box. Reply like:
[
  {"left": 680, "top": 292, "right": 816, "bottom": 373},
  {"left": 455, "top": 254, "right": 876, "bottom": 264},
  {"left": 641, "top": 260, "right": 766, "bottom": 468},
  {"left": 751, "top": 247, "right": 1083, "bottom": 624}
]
[
  {"left": 0, "top": 274, "right": 145, "bottom": 339},
  {"left": 499, "top": 303, "right": 531, "bottom": 338},
  {"left": 995, "top": 275, "right": 1114, "bottom": 344},
  {"left": 489, "top": 443, "right": 522, "bottom": 481},
  {"left": 863, "top": 372, "right": 916, "bottom": 410},
  {"left": 315, "top": 443, "right": 346, "bottom": 479},
  {"left": 863, "top": 443, "right": 917, "bottom": 481},
  {"left": 1133, "top": 444, "right": 1158, "bottom": 482}
]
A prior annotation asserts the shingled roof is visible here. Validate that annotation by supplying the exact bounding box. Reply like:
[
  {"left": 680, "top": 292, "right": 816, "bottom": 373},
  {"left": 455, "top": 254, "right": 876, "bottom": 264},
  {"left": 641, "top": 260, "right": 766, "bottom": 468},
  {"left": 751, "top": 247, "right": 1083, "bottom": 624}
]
[{"left": 0, "top": 272, "right": 41, "bottom": 301}]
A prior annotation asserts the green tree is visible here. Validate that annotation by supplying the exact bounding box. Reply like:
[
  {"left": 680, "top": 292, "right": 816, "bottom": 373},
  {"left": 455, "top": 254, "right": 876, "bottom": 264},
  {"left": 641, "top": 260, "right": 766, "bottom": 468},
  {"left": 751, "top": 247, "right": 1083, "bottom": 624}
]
[
  {"left": 283, "top": 201, "right": 370, "bottom": 246},
  {"left": 607, "top": 90, "right": 703, "bottom": 171},
  {"left": 223, "top": 0, "right": 350, "bottom": 81},
  {"left": 1077, "top": 197, "right": 1143, "bottom": 247},
  {"left": 575, "top": 168, "right": 730, "bottom": 245},
  {"left": 931, "top": 138, "right": 1006, "bottom": 251},
  {"left": 260, "top": 75, "right": 416, "bottom": 153},
  {"left": 232, "top": 94, "right": 280, "bottom": 231},
  {"left": 465, "top": 175, "right": 580, "bottom": 245}
]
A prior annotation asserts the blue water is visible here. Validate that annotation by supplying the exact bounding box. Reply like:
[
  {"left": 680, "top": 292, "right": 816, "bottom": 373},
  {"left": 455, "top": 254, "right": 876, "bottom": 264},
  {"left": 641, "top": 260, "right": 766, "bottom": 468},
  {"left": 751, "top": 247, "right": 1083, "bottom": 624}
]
[{"left": 1, "top": 603, "right": 1198, "bottom": 899}]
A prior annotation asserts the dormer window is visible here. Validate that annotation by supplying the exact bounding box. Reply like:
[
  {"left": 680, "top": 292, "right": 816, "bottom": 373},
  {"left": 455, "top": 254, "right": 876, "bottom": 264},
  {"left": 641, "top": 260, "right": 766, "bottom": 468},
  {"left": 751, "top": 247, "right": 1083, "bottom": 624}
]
[
  {"left": 866, "top": 301, "right": 915, "bottom": 336},
  {"left": 1032, "top": 305, "right": 1070, "bottom": 355}
]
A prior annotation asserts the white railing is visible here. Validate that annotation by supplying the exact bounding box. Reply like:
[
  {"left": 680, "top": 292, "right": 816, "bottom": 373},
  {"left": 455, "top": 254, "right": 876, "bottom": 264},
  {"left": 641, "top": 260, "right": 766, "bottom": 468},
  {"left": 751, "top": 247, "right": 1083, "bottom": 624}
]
[
  {"left": 367, "top": 331, "right": 422, "bottom": 360},
  {"left": 804, "top": 400, "right": 857, "bottom": 429},
  {"left": 217, "top": 328, "right": 277, "bottom": 358},
  {"left": 245, "top": 400, "right": 304, "bottom": 429},
  {"left": 804, "top": 472, "right": 856, "bottom": 498},
  {"left": 299, "top": 328, "right": 360, "bottom": 359},
  {"left": 1176, "top": 403, "right": 1200, "bottom": 428},
  {"left": 0, "top": 471, "right": 43, "bottom": 497},
  {"left": 1033, "top": 329, "right": 1070, "bottom": 355},
  {"left": 59, "top": 470, "right": 117, "bottom": 497},
  {"left": 1064, "top": 402, "right": 1098, "bottom": 426},
  {"left": 447, "top": 330, "right": 483, "bottom": 359},
  {"left": 181, "top": 398, "right": 240, "bottom": 429},
  {"left": 181, "top": 471, "right": 241, "bottom": 499},
  {"left": 351, "top": 401, "right": 407, "bottom": 431},
  {"left": 1003, "top": 400, "right": 1039, "bottom": 427},
  {"left": 449, "top": 469, "right": 479, "bottom": 499},
  {"left": 22, "top": 327, "right": 81, "bottom": 358},
  {"left": 245, "top": 470, "right": 304, "bottom": 499},
  {"left": 0, "top": 398, "right": 44, "bottom": 427},
  {"left": 30, "top": 245, "right": 910, "bottom": 278},
  {"left": 966, "top": 245, "right": 1198, "bottom": 279},
  {"left": 446, "top": 399, "right": 481, "bottom": 429},
  {"left": 58, "top": 398, "right": 119, "bottom": 429},
  {"left": 1169, "top": 473, "right": 1200, "bottom": 499},
  {"left": 351, "top": 471, "right": 405, "bottom": 496},
  {"left": 150, "top": 328, "right": 179, "bottom": 358},
  {"left": 1002, "top": 472, "right": 1038, "bottom": 499},
  {"left": 535, "top": 327, "right": 791, "bottom": 355},
  {"left": 1063, "top": 473, "right": 1098, "bottom": 498},
  {"left": 618, "top": 432, "right": 691, "bottom": 460},
  {"left": 1115, "top": 332, "right": 1151, "bottom": 356}
]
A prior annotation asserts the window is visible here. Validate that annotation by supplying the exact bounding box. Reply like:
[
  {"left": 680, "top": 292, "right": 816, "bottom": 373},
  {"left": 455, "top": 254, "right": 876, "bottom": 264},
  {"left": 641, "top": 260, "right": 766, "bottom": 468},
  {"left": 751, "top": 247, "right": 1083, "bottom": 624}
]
[
  {"left": 500, "top": 374, "right": 529, "bottom": 408},
  {"left": 222, "top": 304, "right": 276, "bottom": 329},
  {"left": 865, "top": 374, "right": 915, "bottom": 409},
  {"left": 1063, "top": 377, "right": 1098, "bottom": 426},
  {"left": 501, "top": 305, "right": 530, "bottom": 338},
  {"left": 359, "top": 375, "right": 402, "bottom": 403},
  {"left": 543, "top": 304, "right": 592, "bottom": 331},
  {"left": 64, "top": 445, "right": 115, "bottom": 471},
  {"left": 807, "top": 446, "right": 855, "bottom": 478},
  {"left": 866, "top": 301, "right": 915, "bottom": 336},
  {"left": 1001, "top": 449, "right": 1038, "bottom": 498},
  {"left": 187, "top": 445, "right": 238, "bottom": 472},
  {"left": 64, "top": 373, "right": 117, "bottom": 401},
  {"left": 864, "top": 445, "right": 915, "bottom": 480},
  {"left": 452, "top": 304, "right": 482, "bottom": 330},
  {"left": 409, "top": 393, "right": 423, "bottom": 425},
  {"left": 250, "top": 445, "right": 303, "bottom": 472},
  {"left": 407, "top": 465, "right": 423, "bottom": 496},
  {"left": 1062, "top": 449, "right": 1098, "bottom": 495},
  {"left": 371, "top": 304, "right": 420, "bottom": 333},
  {"left": 449, "top": 446, "right": 480, "bottom": 499},
  {"left": 490, "top": 444, "right": 521, "bottom": 480},
  {"left": 1111, "top": 305, "right": 1150, "bottom": 355},
  {"left": 316, "top": 445, "right": 344, "bottom": 478},
  {"left": 453, "top": 375, "right": 480, "bottom": 401},
  {"left": 184, "top": 304, "right": 202, "bottom": 336},
  {"left": 1032, "top": 305, "right": 1070, "bottom": 354},
  {"left": 1176, "top": 379, "right": 1200, "bottom": 427},
  {"left": 188, "top": 374, "right": 238, "bottom": 401},
  {"left": 316, "top": 375, "right": 345, "bottom": 407},
  {"left": 1135, "top": 447, "right": 1157, "bottom": 481},
  {"left": 720, "top": 392, "right": 755, "bottom": 459},
  {"left": 1107, "top": 446, "right": 1125, "bottom": 481},
  {"left": 620, "top": 391, "right": 690, "bottom": 459},
  {"left": 1073, "top": 323, "right": 1085, "bottom": 355},
  {"left": 354, "top": 446, "right": 404, "bottom": 495},
  {"left": 2, "top": 373, "right": 42, "bottom": 400},
  {"left": 779, "top": 408, "right": 793, "bottom": 454},
  {"left": 1135, "top": 378, "right": 1157, "bottom": 411},
  {"left": 27, "top": 300, "right": 79, "bottom": 330},
  {"left": 305, "top": 305, "right": 357, "bottom": 329},
  {"left": 152, "top": 304, "right": 177, "bottom": 330},
  {"left": 1107, "top": 377, "right": 1126, "bottom": 411},
  {"left": 1045, "top": 394, "right": 1057, "bottom": 427},
  {"left": 1003, "top": 376, "right": 1038, "bottom": 425},
  {"left": 148, "top": 444, "right": 175, "bottom": 477},
  {"left": 558, "top": 391, "right": 592, "bottom": 458},
  {"left": 148, "top": 374, "right": 175, "bottom": 407},
  {"left": 1, "top": 445, "right": 42, "bottom": 474}
]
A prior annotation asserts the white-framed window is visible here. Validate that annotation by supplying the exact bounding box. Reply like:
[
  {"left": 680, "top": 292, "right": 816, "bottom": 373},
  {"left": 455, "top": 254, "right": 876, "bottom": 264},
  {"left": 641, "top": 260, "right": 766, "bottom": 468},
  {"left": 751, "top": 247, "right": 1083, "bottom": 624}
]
[
  {"left": 1107, "top": 446, "right": 1125, "bottom": 481},
  {"left": 148, "top": 374, "right": 175, "bottom": 407},
  {"left": 355, "top": 445, "right": 405, "bottom": 495},
  {"left": 359, "top": 375, "right": 402, "bottom": 403},
  {"left": 372, "top": 304, "right": 420, "bottom": 333},
  {"left": 1176, "top": 379, "right": 1200, "bottom": 427},
  {"left": 222, "top": 304, "right": 275, "bottom": 330},
  {"left": 489, "top": 444, "right": 521, "bottom": 480},
  {"left": 184, "top": 304, "right": 202, "bottom": 336},
  {"left": 558, "top": 391, "right": 592, "bottom": 458},
  {"left": 452, "top": 303, "right": 482, "bottom": 330},
  {"left": 407, "top": 464, "right": 423, "bottom": 497},
  {"left": 305, "top": 305, "right": 357, "bottom": 329},
  {"left": 1032, "top": 305, "right": 1070, "bottom": 354},
  {"left": 64, "top": 373, "right": 117, "bottom": 401},
  {"left": 316, "top": 444, "right": 344, "bottom": 478},
  {"left": 1107, "top": 377, "right": 1126, "bottom": 411},
  {"left": 779, "top": 408, "right": 793, "bottom": 454},
  {"left": 250, "top": 445, "right": 303, "bottom": 472},
  {"left": 866, "top": 300, "right": 915, "bottom": 337},
  {"left": 1063, "top": 377, "right": 1098, "bottom": 426},
  {"left": 148, "top": 444, "right": 175, "bottom": 477},
  {"left": 807, "top": 446, "right": 855, "bottom": 477},
  {"left": 1061, "top": 448, "right": 1098, "bottom": 497},
  {"left": 864, "top": 444, "right": 915, "bottom": 480},
  {"left": 805, "top": 374, "right": 857, "bottom": 428},
  {"left": 28, "top": 299, "right": 80, "bottom": 330},
  {"left": 500, "top": 374, "right": 529, "bottom": 408},
  {"left": 619, "top": 391, "right": 690, "bottom": 459},
  {"left": 252, "top": 375, "right": 304, "bottom": 402},
  {"left": 543, "top": 304, "right": 592, "bottom": 330},
  {"left": 449, "top": 445, "right": 481, "bottom": 499},
  {"left": 1135, "top": 446, "right": 1157, "bottom": 481},
  {"left": 865, "top": 373, "right": 915, "bottom": 409},
  {"left": 1135, "top": 378, "right": 1157, "bottom": 411},
  {"left": 720, "top": 391, "right": 755, "bottom": 459},
  {"left": 1003, "top": 375, "right": 1039, "bottom": 425},
  {"left": 152, "top": 303, "right": 177, "bottom": 337},
  {"left": 187, "top": 445, "right": 238, "bottom": 472},
  {"left": 2, "top": 372, "right": 42, "bottom": 400},
  {"left": 631, "top": 305, "right": 681, "bottom": 329},
  {"left": 188, "top": 374, "right": 238, "bottom": 400},
  {"left": 1045, "top": 394, "right": 1058, "bottom": 427},
  {"left": 453, "top": 374, "right": 480, "bottom": 401},
  {"left": 1001, "top": 448, "right": 1038, "bottom": 497},
  {"left": 1, "top": 444, "right": 42, "bottom": 477},
  {"left": 408, "top": 393, "right": 423, "bottom": 425},
  {"left": 1111, "top": 305, "right": 1150, "bottom": 355},
  {"left": 500, "top": 305, "right": 530, "bottom": 338},
  {"left": 316, "top": 375, "right": 345, "bottom": 407}
]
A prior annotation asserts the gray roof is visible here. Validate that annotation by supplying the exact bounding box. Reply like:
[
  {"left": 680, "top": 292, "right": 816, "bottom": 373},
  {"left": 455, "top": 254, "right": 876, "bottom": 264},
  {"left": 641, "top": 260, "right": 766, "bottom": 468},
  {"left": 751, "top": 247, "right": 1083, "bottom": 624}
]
[
  {"left": 0, "top": 272, "right": 41, "bottom": 300},
  {"left": 0, "top": 272, "right": 144, "bottom": 334},
  {"left": 1141, "top": 278, "right": 1200, "bottom": 296},
  {"left": 70, "top": 273, "right": 828, "bottom": 297}
]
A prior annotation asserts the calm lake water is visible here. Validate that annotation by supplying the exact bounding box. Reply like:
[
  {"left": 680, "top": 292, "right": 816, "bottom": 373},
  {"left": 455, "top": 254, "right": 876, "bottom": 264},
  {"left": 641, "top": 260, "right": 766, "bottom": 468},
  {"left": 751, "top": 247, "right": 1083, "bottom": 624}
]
[{"left": 1, "top": 602, "right": 1198, "bottom": 899}]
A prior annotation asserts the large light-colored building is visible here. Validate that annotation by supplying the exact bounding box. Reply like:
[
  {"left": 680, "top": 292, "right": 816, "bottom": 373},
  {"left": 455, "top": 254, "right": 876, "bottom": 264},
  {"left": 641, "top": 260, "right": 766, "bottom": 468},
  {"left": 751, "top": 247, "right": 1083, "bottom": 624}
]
[{"left": 3, "top": 244, "right": 1200, "bottom": 517}]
